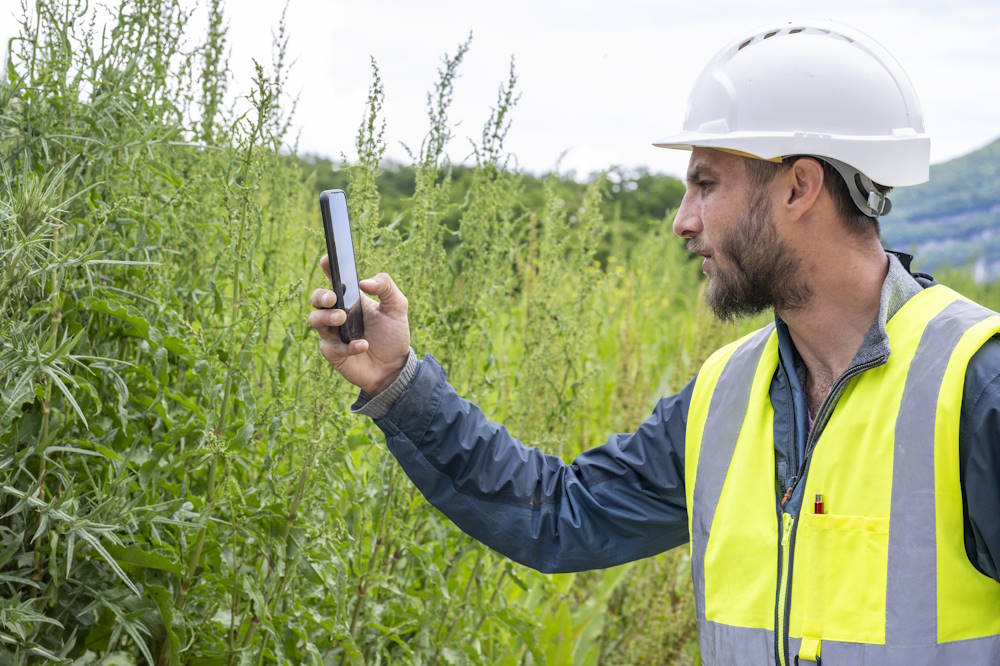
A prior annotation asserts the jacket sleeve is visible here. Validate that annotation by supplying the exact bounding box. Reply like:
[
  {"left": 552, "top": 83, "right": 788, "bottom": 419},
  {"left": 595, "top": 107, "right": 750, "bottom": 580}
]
[
  {"left": 960, "top": 335, "right": 1000, "bottom": 582},
  {"left": 353, "top": 353, "right": 692, "bottom": 573}
]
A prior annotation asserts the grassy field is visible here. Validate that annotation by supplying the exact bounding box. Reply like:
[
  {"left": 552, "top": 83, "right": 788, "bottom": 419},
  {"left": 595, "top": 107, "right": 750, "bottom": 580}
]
[{"left": 7, "top": 2, "right": 996, "bottom": 665}]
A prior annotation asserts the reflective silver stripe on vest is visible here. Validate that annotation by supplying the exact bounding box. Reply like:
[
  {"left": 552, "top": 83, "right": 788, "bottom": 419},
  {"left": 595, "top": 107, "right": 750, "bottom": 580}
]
[
  {"left": 700, "top": 620, "right": 775, "bottom": 665},
  {"left": 789, "top": 633, "right": 1000, "bottom": 665},
  {"left": 883, "top": 297, "right": 994, "bottom": 659},
  {"left": 691, "top": 325, "right": 774, "bottom": 663},
  {"left": 887, "top": 298, "right": 990, "bottom": 647}
]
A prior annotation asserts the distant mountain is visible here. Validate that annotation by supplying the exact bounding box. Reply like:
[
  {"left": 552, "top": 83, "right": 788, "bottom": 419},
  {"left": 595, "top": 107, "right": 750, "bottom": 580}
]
[{"left": 881, "top": 136, "right": 1000, "bottom": 280}]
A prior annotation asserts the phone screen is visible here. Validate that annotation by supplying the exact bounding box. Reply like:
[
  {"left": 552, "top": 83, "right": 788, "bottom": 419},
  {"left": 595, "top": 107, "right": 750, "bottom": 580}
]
[{"left": 326, "top": 191, "right": 360, "bottom": 310}]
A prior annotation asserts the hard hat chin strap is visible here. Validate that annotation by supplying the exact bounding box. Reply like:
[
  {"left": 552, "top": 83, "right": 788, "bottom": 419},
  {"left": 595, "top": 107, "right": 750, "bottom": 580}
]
[{"left": 820, "top": 155, "right": 893, "bottom": 218}]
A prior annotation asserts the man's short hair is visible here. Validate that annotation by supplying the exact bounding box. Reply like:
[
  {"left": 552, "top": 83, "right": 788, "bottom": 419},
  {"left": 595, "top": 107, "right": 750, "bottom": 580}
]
[{"left": 743, "top": 155, "right": 891, "bottom": 239}]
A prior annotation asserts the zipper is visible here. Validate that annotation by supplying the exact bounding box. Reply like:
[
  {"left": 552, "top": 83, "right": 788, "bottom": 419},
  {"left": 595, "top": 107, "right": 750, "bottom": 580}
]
[
  {"left": 775, "top": 512, "right": 794, "bottom": 666},
  {"left": 784, "top": 356, "right": 884, "bottom": 500},
  {"left": 783, "top": 358, "right": 799, "bottom": 493},
  {"left": 772, "top": 354, "right": 887, "bottom": 666}
]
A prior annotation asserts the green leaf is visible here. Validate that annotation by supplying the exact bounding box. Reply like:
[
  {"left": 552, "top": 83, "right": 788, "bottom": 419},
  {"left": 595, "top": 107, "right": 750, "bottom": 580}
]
[
  {"left": 505, "top": 562, "right": 528, "bottom": 592},
  {"left": 39, "top": 365, "right": 87, "bottom": 428},
  {"left": 0, "top": 573, "right": 42, "bottom": 588},
  {"left": 241, "top": 577, "right": 270, "bottom": 623},
  {"left": 541, "top": 600, "right": 574, "bottom": 666},
  {"left": 235, "top": 419, "right": 254, "bottom": 446},
  {"left": 148, "top": 585, "right": 180, "bottom": 666},
  {"left": 92, "top": 445, "right": 124, "bottom": 462},
  {"left": 75, "top": 529, "right": 140, "bottom": 596},
  {"left": 24, "top": 643, "right": 64, "bottom": 662},
  {"left": 105, "top": 543, "right": 183, "bottom": 575},
  {"left": 43, "top": 445, "right": 106, "bottom": 459},
  {"left": 333, "top": 631, "right": 364, "bottom": 666},
  {"left": 163, "top": 335, "right": 192, "bottom": 359},
  {"left": 80, "top": 296, "right": 150, "bottom": 339}
]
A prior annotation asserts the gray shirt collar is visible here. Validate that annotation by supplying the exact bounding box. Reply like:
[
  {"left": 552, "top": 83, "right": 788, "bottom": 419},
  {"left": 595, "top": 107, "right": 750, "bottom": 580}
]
[{"left": 850, "top": 251, "right": 924, "bottom": 367}]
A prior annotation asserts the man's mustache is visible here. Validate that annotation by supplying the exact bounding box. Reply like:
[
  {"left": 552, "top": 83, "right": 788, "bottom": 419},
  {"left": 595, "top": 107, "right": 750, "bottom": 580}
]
[{"left": 686, "top": 238, "right": 709, "bottom": 256}]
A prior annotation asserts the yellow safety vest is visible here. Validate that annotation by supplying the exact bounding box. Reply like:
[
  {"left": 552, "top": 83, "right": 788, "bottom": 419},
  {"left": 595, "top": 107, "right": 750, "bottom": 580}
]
[{"left": 684, "top": 284, "right": 1000, "bottom": 665}]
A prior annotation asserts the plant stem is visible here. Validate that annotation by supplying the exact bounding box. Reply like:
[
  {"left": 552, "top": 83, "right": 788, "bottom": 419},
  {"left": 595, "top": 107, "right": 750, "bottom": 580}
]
[
  {"left": 228, "top": 457, "right": 241, "bottom": 663},
  {"left": 431, "top": 549, "right": 483, "bottom": 665},
  {"left": 472, "top": 566, "right": 507, "bottom": 636},
  {"left": 244, "top": 439, "right": 318, "bottom": 656},
  {"left": 348, "top": 463, "right": 397, "bottom": 639},
  {"left": 175, "top": 453, "right": 218, "bottom": 610},
  {"left": 33, "top": 222, "right": 62, "bottom": 583}
]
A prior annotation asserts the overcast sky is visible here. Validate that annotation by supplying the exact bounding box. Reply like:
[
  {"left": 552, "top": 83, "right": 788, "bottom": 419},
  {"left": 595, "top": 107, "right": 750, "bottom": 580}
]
[{"left": 3, "top": 0, "right": 999, "bottom": 181}]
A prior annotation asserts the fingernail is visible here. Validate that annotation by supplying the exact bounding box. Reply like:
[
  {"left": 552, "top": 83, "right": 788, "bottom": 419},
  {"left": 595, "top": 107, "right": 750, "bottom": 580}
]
[{"left": 324, "top": 293, "right": 335, "bottom": 307}]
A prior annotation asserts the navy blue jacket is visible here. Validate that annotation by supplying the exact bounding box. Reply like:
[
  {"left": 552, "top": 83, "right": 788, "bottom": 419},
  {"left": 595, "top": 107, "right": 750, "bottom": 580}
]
[{"left": 352, "top": 254, "right": 1000, "bottom": 581}]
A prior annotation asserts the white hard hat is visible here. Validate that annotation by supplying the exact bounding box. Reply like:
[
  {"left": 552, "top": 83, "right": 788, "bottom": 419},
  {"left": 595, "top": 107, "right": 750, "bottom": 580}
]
[{"left": 653, "top": 19, "right": 930, "bottom": 216}]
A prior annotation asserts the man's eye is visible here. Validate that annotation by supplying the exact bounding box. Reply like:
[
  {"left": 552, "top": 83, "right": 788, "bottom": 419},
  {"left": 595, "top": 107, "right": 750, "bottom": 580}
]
[{"left": 698, "top": 181, "right": 713, "bottom": 191}]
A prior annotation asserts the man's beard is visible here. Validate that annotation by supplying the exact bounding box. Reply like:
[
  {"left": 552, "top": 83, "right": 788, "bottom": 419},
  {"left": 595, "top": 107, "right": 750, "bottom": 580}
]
[{"left": 696, "top": 191, "right": 812, "bottom": 321}]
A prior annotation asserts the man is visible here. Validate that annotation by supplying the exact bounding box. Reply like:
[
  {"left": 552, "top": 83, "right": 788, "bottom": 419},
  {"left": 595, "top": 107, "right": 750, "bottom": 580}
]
[{"left": 308, "top": 19, "right": 1000, "bottom": 666}]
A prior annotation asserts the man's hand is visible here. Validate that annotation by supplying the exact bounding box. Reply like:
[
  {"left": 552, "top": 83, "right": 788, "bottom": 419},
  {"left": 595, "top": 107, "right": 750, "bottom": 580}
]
[{"left": 308, "top": 254, "right": 411, "bottom": 396}]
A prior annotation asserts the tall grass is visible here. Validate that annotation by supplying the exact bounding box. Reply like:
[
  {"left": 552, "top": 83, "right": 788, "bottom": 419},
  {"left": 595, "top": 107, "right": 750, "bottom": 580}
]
[{"left": 0, "top": 1, "right": 765, "bottom": 663}]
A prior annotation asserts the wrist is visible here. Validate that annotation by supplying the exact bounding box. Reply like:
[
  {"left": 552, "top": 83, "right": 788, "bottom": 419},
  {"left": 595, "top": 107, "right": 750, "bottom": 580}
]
[
  {"left": 363, "top": 355, "right": 410, "bottom": 397},
  {"left": 350, "top": 348, "right": 421, "bottom": 420}
]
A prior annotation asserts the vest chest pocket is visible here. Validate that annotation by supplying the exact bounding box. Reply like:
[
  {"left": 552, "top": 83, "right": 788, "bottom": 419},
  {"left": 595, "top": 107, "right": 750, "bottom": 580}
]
[{"left": 794, "top": 512, "right": 890, "bottom": 645}]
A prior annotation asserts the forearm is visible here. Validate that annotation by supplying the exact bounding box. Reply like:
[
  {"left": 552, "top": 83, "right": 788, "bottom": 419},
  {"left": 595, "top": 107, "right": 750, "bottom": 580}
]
[{"left": 354, "top": 353, "right": 692, "bottom": 573}]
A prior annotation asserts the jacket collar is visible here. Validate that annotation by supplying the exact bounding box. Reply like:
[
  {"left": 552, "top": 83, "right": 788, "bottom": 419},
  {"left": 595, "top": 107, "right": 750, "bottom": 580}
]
[{"left": 851, "top": 250, "right": 925, "bottom": 367}]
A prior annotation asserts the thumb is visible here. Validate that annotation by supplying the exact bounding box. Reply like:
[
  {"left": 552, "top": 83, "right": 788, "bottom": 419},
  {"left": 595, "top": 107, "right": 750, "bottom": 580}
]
[{"left": 359, "top": 272, "right": 408, "bottom": 314}]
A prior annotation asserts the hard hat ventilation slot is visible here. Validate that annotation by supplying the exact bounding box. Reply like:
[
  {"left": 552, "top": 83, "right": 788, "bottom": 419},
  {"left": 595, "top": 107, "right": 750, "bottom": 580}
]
[
  {"left": 738, "top": 38, "right": 753, "bottom": 51},
  {"left": 788, "top": 28, "right": 805, "bottom": 34},
  {"left": 764, "top": 31, "right": 779, "bottom": 39}
]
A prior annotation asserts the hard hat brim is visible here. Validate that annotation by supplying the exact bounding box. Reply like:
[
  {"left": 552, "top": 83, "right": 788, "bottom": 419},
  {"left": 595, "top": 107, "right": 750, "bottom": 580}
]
[{"left": 652, "top": 131, "right": 930, "bottom": 186}]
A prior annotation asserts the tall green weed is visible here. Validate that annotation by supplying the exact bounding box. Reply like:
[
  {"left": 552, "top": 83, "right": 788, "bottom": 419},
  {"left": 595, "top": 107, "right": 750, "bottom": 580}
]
[{"left": 0, "top": 1, "right": 772, "bottom": 664}]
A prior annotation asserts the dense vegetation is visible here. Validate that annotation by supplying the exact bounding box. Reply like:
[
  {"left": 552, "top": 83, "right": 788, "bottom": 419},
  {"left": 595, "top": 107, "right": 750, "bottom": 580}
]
[
  {"left": 3, "top": 2, "right": 997, "bottom": 665},
  {"left": 298, "top": 157, "right": 686, "bottom": 267},
  {"left": 0, "top": 1, "right": 758, "bottom": 663}
]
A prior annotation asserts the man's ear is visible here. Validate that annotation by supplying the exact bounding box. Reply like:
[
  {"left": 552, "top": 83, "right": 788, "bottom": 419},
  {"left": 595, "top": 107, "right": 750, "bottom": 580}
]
[{"left": 784, "top": 157, "right": 824, "bottom": 220}]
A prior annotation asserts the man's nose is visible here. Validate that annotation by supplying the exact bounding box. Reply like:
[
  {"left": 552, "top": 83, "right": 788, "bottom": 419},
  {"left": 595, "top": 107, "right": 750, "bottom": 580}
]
[{"left": 672, "top": 190, "right": 702, "bottom": 239}]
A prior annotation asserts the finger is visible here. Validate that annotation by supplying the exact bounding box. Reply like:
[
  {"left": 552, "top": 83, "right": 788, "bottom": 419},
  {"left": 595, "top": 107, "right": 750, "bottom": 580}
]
[
  {"left": 308, "top": 308, "right": 346, "bottom": 332},
  {"left": 320, "top": 253, "right": 332, "bottom": 281},
  {"left": 313, "top": 324, "right": 343, "bottom": 343},
  {"left": 319, "top": 337, "right": 352, "bottom": 366},
  {"left": 318, "top": 336, "right": 368, "bottom": 366},
  {"left": 359, "top": 292, "right": 380, "bottom": 315},
  {"left": 358, "top": 272, "right": 408, "bottom": 315},
  {"left": 310, "top": 287, "right": 337, "bottom": 309}
]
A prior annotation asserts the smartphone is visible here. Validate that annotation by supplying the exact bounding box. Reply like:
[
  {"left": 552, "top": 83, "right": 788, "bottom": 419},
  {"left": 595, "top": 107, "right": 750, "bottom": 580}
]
[{"left": 319, "top": 189, "right": 364, "bottom": 344}]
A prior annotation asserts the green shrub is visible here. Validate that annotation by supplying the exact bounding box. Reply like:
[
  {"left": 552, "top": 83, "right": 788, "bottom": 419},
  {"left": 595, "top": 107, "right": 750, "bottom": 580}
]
[{"left": 0, "top": 1, "right": 766, "bottom": 663}]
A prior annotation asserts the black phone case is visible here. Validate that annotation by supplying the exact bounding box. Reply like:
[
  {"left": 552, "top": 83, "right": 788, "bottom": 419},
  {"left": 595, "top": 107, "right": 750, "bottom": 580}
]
[{"left": 319, "top": 190, "right": 364, "bottom": 344}]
